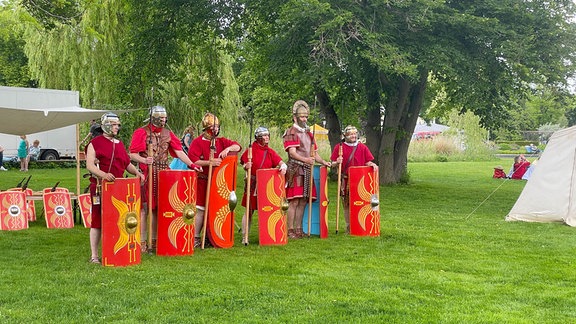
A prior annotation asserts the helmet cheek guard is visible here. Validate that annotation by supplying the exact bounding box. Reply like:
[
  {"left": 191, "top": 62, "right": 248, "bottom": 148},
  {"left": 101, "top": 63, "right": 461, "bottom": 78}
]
[
  {"left": 254, "top": 126, "right": 270, "bottom": 145},
  {"left": 292, "top": 100, "right": 309, "bottom": 117},
  {"left": 202, "top": 113, "right": 220, "bottom": 139},
  {"left": 150, "top": 105, "right": 168, "bottom": 127},
  {"left": 100, "top": 113, "right": 121, "bottom": 137}
]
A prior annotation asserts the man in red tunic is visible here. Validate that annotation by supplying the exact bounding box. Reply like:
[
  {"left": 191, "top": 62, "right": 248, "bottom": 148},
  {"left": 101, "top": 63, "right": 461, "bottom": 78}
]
[
  {"left": 240, "top": 126, "right": 287, "bottom": 245},
  {"left": 283, "top": 100, "right": 331, "bottom": 239},
  {"left": 330, "top": 125, "right": 378, "bottom": 234},
  {"left": 187, "top": 112, "right": 241, "bottom": 247},
  {"left": 86, "top": 113, "right": 144, "bottom": 264},
  {"left": 129, "top": 106, "right": 201, "bottom": 252}
]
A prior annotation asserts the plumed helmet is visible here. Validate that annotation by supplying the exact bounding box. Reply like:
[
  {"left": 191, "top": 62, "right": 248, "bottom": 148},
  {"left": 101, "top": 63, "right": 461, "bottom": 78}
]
[
  {"left": 292, "top": 100, "right": 310, "bottom": 117},
  {"left": 343, "top": 125, "right": 358, "bottom": 142},
  {"left": 202, "top": 112, "right": 220, "bottom": 130},
  {"left": 254, "top": 126, "right": 270, "bottom": 139},
  {"left": 149, "top": 105, "right": 168, "bottom": 127},
  {"left": 100, "top": 113, "right": 120, "bottom": 136}
]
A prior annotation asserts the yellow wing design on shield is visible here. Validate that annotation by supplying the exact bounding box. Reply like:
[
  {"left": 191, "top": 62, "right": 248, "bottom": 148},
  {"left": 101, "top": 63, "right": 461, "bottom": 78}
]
[
  {"left": 112, "top": 196, "right": 130, "bottom": 254},
  {"left": 357, "top": 175, "right": 372, "bottom": 231},
  {"left": 214, "top": 164, "right": 231, "bottom": 240},
  {"left": 167, "top": 182, "right": 187, "bottom": 248},
  {"left": 266, "top": 177, "right": 283, "bottom": 242}
]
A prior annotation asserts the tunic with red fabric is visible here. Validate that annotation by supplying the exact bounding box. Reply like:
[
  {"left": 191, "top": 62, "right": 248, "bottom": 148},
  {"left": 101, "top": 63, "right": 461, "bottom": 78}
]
[
  {"left": 240, "top": 141, "right": 284, "bottom": 212},
  {"left": 330, "top": 142, "right": 375, "bottom": 197},
  {"left": 188, "top": 135, "right": 241, "bottom": 208},
  {"left": 283, "top": 125, "right": 318, "bottom": 200},
  {"left": 511, "top": 161, "right": 531, "bottom": 179},
  {"left": 89, "top": 135, "right": 132, "bottom": 229},
  {"left": 129, "top": 124, "right": 183, "bottom": 209}
]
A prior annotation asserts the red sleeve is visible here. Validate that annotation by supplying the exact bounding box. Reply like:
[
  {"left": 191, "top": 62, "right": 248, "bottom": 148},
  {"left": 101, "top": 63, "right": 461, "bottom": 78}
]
[
  {"left": 168, "top": 131, "right": 183, "bottom": 157},
  {"left": 269, "top": 148, "right": 283, "bottom": 166},
  {"left": 330, "top": 144, "right": 341, "bottom": 161},
  {"left": 361, "top": 144, "right": 375, "bottom": 162},
  {"left": 129, "top": 128, "right": 147, "bottom": 153}
]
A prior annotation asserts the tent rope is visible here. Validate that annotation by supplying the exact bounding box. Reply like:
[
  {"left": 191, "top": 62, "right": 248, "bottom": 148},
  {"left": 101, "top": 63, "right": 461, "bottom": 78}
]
[{"left": 465, "top": 177, "right": 511, "bottom": 220}]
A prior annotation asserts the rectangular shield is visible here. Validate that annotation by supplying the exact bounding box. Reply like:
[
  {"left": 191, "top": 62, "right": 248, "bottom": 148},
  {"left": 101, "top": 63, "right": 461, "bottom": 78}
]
[
  {"left": 207, "top": 155, "right": 238, "bottom": 248},
  {"left": 43, "top": 191, "right": 74, "bottom": 229},
  {"left": 78, "top": 193, "right": 92, "bottom": 228},
  {"left": 303, "top": 166, "right": 329, "bottom": 238},
  {"left": 157, "top": 170, "right": 197, "bottom": 256},
  {"left": 101, "top": 178, "right": 141, "bottom": 267},
  {"left": 349, "top": 166, "right": 380, "bottom": 237},
  {"left": 0, "top": 191, "right": 28, "bottom": 231},
  {"left": 7, "top": 188, "right": 36, "bottom": 222},
  {"left": 256, "top": 168, "right": 288, "bottom": 246}
]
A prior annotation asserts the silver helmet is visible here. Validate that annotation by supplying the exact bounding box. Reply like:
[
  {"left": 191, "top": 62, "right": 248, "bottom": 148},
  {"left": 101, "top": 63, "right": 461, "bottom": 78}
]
[
  {"left": 100, "top": 113, "right": 120, "bottom": 137},
  {"left": 149, "top": 105, "right": 167, "bottom": 127}
]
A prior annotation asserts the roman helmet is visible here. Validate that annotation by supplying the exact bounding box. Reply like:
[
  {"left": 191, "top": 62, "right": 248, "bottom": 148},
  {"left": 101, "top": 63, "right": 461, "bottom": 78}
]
[
  {"left": 100, "top": 113, "right": 121, "bottom": 137},
  {"left": 254, "top": 126, "right": 270, "bottom": 145},
  {"left": 149, "top": 105, "right": 168, "bottom": 127},
  {"left": 343, "top": 125, "right": 358, "bottom": 143},
  {"left": 202, "top": 112, "right": 220, "bottom": 139},
  {"left": 292, "top": 100, "right": 310, "bottom": 117}
]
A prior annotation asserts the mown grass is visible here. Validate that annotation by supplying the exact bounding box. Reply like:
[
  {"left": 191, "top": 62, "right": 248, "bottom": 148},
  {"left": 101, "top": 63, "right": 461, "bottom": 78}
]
[{"left": 1, "top": 160, "right": 575, "bottom": 323}]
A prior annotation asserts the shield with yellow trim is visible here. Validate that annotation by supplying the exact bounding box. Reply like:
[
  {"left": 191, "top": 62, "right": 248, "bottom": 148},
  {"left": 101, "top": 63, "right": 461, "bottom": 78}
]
[
  {"left": 256, "top": 168, "right": 288, "bottom": 246},
  {"left": 0, "top": 191, "right": 28, "bottom": 231},
  {"left": 101, "top": 178, "right": 141, "bottom": 267},
  {"left": 207, "top": 155, "right": 238, "bottom": 248},
  {"left": 78, "top": 193, "right": 92, "bottom": 228},
  {"left": 43, "top": 191, "right": 74, "bottom": 229},
  {"left": 157, "top": 170, "right": 197, "bottom": 256},
  {"left": 302, "top": 166, "right": 329, "bottom": 238},
  {"left": 7, "top": 188, "right": 36, "bottom": 222},
  {"left": 349, "top": 166, "right": 380, "bottom": 236}
]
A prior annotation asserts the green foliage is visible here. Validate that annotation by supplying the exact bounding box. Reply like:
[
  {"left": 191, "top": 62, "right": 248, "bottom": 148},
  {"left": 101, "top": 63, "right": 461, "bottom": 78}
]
[
  {"left": 3, "top": 162, "right": 576, "bottom": 322},
  {"left": 0, "top": 3, "right": 35, "bottom": 86}
]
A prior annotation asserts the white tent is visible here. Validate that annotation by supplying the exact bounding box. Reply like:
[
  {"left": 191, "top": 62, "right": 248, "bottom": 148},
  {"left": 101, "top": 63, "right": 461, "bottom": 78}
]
[{"left": 506, "top": 126, "right": 576, "bottom": 226}]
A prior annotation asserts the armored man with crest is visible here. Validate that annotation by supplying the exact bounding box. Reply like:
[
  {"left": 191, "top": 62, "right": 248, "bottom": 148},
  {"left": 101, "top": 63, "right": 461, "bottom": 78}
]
[
  {"left": 282, "top": 100, "right": 331, "bottom": 240},
  {"left": 129, "top": 106, "right": 201, "bottom": 253}
]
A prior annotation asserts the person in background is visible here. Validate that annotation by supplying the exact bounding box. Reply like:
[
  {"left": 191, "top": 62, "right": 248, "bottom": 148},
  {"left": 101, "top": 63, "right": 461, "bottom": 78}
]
[
  {"left": 28, "top": 140, "right": 41, "bottom": 162},
  {"left": 330, "top": 125, "right": 378, "bottom": 234},
  {"left": 508, "top": 154, "right": 531, "bottom": 179},
  {"left": 169, "top": 125, "right": 196, "bottom": 170},
  {"left": 18, "top": 135, "right": 29, "bottom": 172},
  {"left": 129, "top": 105, "right": 201, "bottom": 253},
  {"left": 188, "top": 112, "right": 241, "bottom": 248},
  {"left": 282, "top": 100, "right": 331, "bottom": 239},
  {"left": 239, "top": 126, "right": 287, "bottom": 245},
  {"left": 0, "top": 145, "right": 6, "bottom": 171},
  {"left": 85, "top": 113, "right": 144, "bottom": 264}
]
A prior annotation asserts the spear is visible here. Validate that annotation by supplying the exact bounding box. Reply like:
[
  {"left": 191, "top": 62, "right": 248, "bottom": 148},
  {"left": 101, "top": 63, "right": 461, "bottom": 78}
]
[
  {"left": 307, "top": 97, "right": 317, "bottom": 238},
  {"left": 336, "top": 99, "right": 344, "bottom": 234},
  {"left": 16, "top": 177, "right": 26, "bottom": 188},
  {"left": 50, "top": 181, "right": 60, "bottom": 192},
  {"left": 21, "top": 175, "right": 32, "bottom": 192},
  {"left": 202, "top": 124, "right": 216, "bottom": 250},
  {"left": 147, "top": 107, "right": 154, "bottom": 253},
  {"left": 243, "top": 107, "right": 254, "bottom": 246}
]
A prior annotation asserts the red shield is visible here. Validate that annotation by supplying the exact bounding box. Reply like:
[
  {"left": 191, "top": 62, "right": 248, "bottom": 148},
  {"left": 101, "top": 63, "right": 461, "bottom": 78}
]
[
  {"left": 157, "top": 170, "right": 197, "bottom": 256},
  {"left": 101, "top": 178, "right": 141, "bottom": 267},
  {"left": 7, "top": 188, "right": 36, "bottom": 222},
  {"left": 207, "top": 155, "right": 238, "bottom": 248},
  {"left": 302, "top": 166, "right": 329, "bottom": 238},
  {"left": 43, "top": 191, "right": 74, "bottom": 229},
  {"left": 0, "top": 191, "right": 28, "bottom": 231},
  {"left": 256, "top": 168, "right": 288, "bottom": 246},
  {"left": 349, "top": 166, "right": 380, "bottom": 236},
  {"left": 78, "top": 193, "right": 92, "bottom": 228}
]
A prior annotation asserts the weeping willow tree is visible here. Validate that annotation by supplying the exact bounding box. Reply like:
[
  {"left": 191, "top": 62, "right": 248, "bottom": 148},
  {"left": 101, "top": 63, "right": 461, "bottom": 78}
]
[{"left": 18, "top": 0, "right": 244, "bottom": 137}]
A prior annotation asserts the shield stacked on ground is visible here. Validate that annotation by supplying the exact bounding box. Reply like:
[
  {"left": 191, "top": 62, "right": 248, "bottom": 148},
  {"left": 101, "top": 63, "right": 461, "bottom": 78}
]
[
  {"left": 157, "top": 170, "right": 197, "bottom": 256},
  {"left": 302, "top": 165, "right": 329, "bottom": 238},
  {"left": 256, "top": 168, "right": 288, "bottom": 246},
  {"left": 43, "top": 188, "right": 74, "bottom": 229},
  {"left": 0, "top": 191, "right": 28, "bottom": 231},
  {"left": 207, "top": 155, "right": 238, "bottom": 248},
  {"left": 349, "top": 166, "right": 380, "bottom": 236},
  {"left": 77, "top": 193, "right": 92, "bottom": 228},
  {"left": 101, "top": 178, "right": 141, "bottom": 267},
  {"left": 7, "top": 188, "right": 36, "bottom": 222}
]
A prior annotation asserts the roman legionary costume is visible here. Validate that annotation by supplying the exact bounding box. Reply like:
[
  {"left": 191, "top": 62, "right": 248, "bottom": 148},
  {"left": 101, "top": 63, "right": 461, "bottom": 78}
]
[
  {"left": 129, "top": 106, "right": 184, "bottom": 210},
  {"left": 283, "top": 105, "right": 318, "bottom": 201}
]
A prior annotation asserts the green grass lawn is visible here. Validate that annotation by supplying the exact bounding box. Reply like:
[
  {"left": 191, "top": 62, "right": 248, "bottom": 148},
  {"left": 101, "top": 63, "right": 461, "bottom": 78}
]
[{"left": 0, "top": 161, "right": 574, "bottom": 322}]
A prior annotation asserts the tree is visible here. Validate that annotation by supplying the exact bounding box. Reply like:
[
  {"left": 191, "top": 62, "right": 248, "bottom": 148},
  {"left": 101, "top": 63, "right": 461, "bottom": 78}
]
[
  {"left": 0, "top": 2, "right": 35, "bottom": 87},
  {"left": 237, "top": 0, "right": 576, "bottom": 184}
]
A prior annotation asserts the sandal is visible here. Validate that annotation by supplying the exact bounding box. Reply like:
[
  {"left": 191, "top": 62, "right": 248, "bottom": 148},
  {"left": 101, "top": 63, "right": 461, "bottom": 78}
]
[
  {"left": 141, "top": 241, "right": 148, "bottom": 253},
  {"left": 89, "top": 257, "right": 101, "bottom": 264},
  {"left": 288, "top": 229, "right": 299, "bottom": 239}
]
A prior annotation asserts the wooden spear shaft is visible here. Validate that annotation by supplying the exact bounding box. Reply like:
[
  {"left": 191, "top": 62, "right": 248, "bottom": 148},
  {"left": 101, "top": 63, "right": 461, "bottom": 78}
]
[
  {"left": 244, "top": 145, "right": 252, "bottom": 245},
  {"left": 202, "top": 138, "right": 216, "bottom": 249},
  {"left": 147, "top": 135, "right": 153, "bottom": 252},
  {"left": 335, "top": 143, "right": 343, "bottom": 234}
]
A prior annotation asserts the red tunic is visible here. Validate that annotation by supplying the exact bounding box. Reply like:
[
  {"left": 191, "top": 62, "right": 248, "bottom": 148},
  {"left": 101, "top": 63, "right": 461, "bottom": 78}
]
[
  {"left": 283, "top": 125, "right": 318, "bottom": 200},
  {"left": 129, "top": 125, "right": 183, "bottom": 209},
  {"left": 511, "top": 161, "right": 530, "bottom": 179},
  {"left": 89, "top": 135, "right": 132, "bottom": 229},
  {"left": 330, "top": 142, "right": 375, "bottom": 197},
  {"left": 240, "top": 141, "right": 284, "bottom": 212},
  {"left": 188, "top": 135, "right": 241, "bottom": 208}
]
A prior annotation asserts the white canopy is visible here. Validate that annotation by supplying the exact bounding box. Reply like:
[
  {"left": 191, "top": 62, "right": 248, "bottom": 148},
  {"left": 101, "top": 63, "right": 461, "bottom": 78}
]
[{"left": 0, "top": 105, "right": 111, "bottom": 136}]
